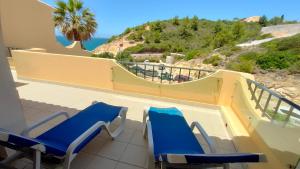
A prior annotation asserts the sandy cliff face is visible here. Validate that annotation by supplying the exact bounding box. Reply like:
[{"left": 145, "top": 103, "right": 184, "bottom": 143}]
[{"left": 93, "top": 34, "right": 142, "bottom": 55}]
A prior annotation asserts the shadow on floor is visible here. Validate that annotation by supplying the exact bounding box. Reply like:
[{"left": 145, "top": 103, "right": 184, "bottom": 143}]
[
  {"left": 3, "top": 99, "right": 285, "bottom": 169},
  {"left": 15, "top": 82, "right": 28, "bottom": 87}
]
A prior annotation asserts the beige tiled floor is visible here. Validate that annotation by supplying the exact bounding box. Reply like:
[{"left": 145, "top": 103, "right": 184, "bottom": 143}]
[{"left": 9, "top": 71, "right": 242, "bottom": 169}]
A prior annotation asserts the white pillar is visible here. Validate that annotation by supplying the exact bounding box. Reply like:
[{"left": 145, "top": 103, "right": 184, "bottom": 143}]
[{"left": 0, "top": 7, "right": 26, "bottom": 134}]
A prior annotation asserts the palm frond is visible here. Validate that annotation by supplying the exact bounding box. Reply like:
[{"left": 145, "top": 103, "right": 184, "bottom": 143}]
[
  {"left": 67, "top": 0, "right": 75, "bottom": 13},
  {"left": 55, "top": 0, "right": 67, "bottom": 9},
  {"left": 74, "top": 0, "right": 83, "bottom": 11}
]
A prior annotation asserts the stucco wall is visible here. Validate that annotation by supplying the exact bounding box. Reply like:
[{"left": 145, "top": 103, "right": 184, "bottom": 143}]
[
  {"left": 0, "top": 0, "right": 90, "bottom": 56},
  {"left": 12, "top": 50, "right": 114, "bottom": 90}
]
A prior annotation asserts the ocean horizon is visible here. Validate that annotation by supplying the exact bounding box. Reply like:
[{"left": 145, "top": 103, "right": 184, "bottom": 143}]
[{"left": 56, "top": 36, "right": 108, "bottom": 51}]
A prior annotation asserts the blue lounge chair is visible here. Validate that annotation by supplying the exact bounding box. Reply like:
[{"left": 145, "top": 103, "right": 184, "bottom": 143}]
[
  {"left": 0, "top": 102, "right": 127, "bottom": 169},
  {"left": 143, "top": 107, "right": 266, "bottom": 169}
]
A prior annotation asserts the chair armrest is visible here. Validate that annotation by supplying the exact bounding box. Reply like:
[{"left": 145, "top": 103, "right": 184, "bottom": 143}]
[
  {"left": 0, "top": 129, "right": 45, "bottom": 152},
  {"left": 63, "top": 121, "right": 107, "bottom": 168},
  {"left": 21, "top": 112, "right": 70, "bottom": 136},
  {"left": 107, "top": 107, "right": 128, "bottom": 138},
  {"left": 160, "top": 153, "right": 267, "bottom": 164},
  {"left": 190, "top": 121, "right": 216, "bottom": 153}
]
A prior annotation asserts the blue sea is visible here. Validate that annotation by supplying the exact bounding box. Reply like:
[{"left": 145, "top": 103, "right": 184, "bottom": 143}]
[{"left": 56, "top": 36, "right": 108, "bottom": 51}]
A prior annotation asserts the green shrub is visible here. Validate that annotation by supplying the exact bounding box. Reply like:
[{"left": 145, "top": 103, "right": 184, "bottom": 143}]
[
  {"left": 123, "top": 28, "right": 132, "bottom": 35},
  {"left": 184, "top": 50, "right": 198, "bottom": 60},
  {"left": 259, "top": 15, "right": 268, "bottom": 27},
  {"left": 124, "top": 44, "right": 145, "bottom": 53},
  {"left": 151, "top": 22, "right": 164, "bottom": 32},
  {"left": 220, "top": 45, "right": 241, "bottom": 57},
  {"left": 227, "top": 60, "right": 256, "bottom": 73},
  {"left": 203, "top": 54, "right": 222, "bottom": 66},
  {"left": 127, "top": 30, "right": 144, "bottom": 41},
  {"left": 115, "top": 52, "right": 133, "bottom": 62},
  {"left": 289, "top": 60, "right": 300, "bottom": 74},
  {"left": 232, "top": 22, "right": 245, "bottom": 40},
  {"left": 256, "top": 51, "right": 299, "bottom": 70},
  {"left": 172, "top": 16, "right": 180, "bottom": 26},
  {"left": 212, "top": 30, "right": 234, "bottom": 48},
  {"left": 277, "top": 36, "right": 300, "bottom": 51},
  {"left": 91, "top": 52, "right": 114, "bottom": 59},
  {"left": 226, "top": 52, "right": 258, "bottom": 73},
  {"left": 262, "top": 34, "right": 300, "bottom": 51},
  {"left": 255, "top": 33, "right": 273, "bottom": 40},
  {"left": 107, "top": 35, "right": 118, "bottom": 43},
  {"left": 239, "top": 52, "right": 259, "bottom": 61}
]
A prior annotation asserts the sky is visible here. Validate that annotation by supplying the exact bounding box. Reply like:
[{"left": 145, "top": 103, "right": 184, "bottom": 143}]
[{"left": 41, "top": 0, "right": 300, "bottom": 38}]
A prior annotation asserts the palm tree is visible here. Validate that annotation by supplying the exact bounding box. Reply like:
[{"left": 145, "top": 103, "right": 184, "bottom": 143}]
[{"left": 53, "top": 0, "right": 97, "bottom": 49}]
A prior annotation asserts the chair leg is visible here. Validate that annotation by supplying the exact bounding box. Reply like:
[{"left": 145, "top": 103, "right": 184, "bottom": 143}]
[
  {"left": 33, "top": 151, "right": 41, "bottom": 169},
  {"left": 143, "top": 109, "right": 149, "bottom": 139},
  {"left": 106, "top": 108, "right": 127, "bottom": 139},
  {"left": 223, "top": 163, "right": 230, "bottom": 169},
  {"left": 143, "top": 123, "right": 148, "bottom": 139},
  {"left": 147, "top": 156, "right": 156, "bottom": 169},
  {"left": 0, "top": 163, "right": 17, "bottom": 169},
  {"left": 0, "top": 152, "right": 24, "bottom": 164},
  {"left": 63, "top": 157, "right": 71, "bottom": 169},
  {"left": 160, "top": 162, "right": 167, "bottom": 169}
]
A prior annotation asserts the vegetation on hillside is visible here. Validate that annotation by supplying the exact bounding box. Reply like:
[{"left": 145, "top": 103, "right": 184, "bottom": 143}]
[
  {"left": 258, "top": 15, "right": 297, "bottom": 27},
  {"left": 108, "top": 17, "right": 262, "bottom": 58},
  {"left": 91, "top": 52, "right": 114, "bottom": 59},
  {"left": 227, "top": 34, "right": 300, "bottom": 73},
  {"left": 101, "top": 16, "right": 299, "bottom": 75}
]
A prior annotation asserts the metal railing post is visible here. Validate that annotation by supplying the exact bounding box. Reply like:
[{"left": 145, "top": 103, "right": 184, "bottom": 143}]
[
  {"left": 251, "top": 85, "right": 258, "bottom": 100},
  {"left": 272, "top": 99, "right": 282, "bottom": 120},
  {"left": 256, "top": 89, "right": 264, "bottom": 110},
  {"left": 144, "top": 64, "right": 146, "bottom": 79},
  {"left": 160, "top": 68, "right": 163, "bottom": 83},
  {"left": 188, "top": 69, "right": 191, "bottom": 81},
  {"left": 262, "top": 93, "right": 272, "bottom": 117},
  {"left": 178, "top": 68, "right": 182, "bottom": 83},
  {"left": 169, "top": 67, "right": 173, "bottom": 84},
  {"left": 152, "top": 65, "right": 155, "bottom": 81},
  {"left": 198, "top": 70, "right": 201, "bottom": 79},
  {"left": 284, "top": 106, "right": 294, "bottom": 126},
  {"left": 135, "top": 63, "right": 138, "bottom": 76}
]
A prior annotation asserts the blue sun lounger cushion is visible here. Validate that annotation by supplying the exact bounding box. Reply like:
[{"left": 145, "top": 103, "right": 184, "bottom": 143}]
[{"left": 35, "top": 102, "right": 124, "bottom": 156}]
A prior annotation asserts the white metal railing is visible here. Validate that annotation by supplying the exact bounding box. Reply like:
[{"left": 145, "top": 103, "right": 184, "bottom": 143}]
[{"left": 247, "top": 79, "right": 300, "bottom": 127}]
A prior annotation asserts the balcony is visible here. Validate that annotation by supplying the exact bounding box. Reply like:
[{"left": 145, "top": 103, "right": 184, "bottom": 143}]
[
  {"left": 11, "top": 71, "right": 240, "bottom": 169},
  {"left": 0, "top": 50, "right": 298, "bottom": 169}
]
